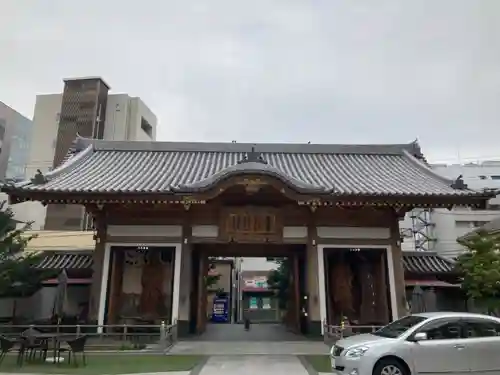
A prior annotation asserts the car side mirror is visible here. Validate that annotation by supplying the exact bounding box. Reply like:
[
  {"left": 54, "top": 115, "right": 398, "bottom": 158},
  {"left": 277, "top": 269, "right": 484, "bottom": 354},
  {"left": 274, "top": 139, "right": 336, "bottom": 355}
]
[{"left": 412, "top": 332, "right": 428, "bottom": 342}]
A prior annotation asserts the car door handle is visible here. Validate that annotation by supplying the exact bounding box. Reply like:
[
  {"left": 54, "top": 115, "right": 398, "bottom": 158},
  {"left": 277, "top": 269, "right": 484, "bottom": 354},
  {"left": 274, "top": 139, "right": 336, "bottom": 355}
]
[{"left": 454, "top": 344, "right": 465, "bottom": 350}]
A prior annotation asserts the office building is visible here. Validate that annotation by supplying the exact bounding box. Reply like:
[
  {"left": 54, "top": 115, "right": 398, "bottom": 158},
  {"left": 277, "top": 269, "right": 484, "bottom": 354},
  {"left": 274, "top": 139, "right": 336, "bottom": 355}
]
[
  {"left": 25, "top": 77, "right": 157, "bottom": 230},
  {"left": 0, "top": 102, "right": 33, "bottom": 180}
]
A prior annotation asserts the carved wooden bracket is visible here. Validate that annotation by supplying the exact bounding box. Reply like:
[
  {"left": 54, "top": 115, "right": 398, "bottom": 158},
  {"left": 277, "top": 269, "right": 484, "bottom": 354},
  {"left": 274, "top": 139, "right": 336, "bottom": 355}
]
[
  {"left": 237, "top": 178, "right": 267, "bottom": 194},
  {"left": 298, "top": 199, "right": 323, "bottom": 212},
  {"left": 180, "top": 196, "right": 206, "bottom": 211}
]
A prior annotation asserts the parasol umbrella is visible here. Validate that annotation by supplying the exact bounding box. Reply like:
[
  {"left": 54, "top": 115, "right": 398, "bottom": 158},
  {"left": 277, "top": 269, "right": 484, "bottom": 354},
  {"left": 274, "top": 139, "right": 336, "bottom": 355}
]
[
  {"left": 410, "top": 285, "right": 426, "bottom": 313},
  {"left": 52, "top": 269, "right": 68, "bottom": 319},
  {"left": 48, "top": 270, "right": 68, "bottom": 363},
  {"left": 423, "top": 287, "right": 438, "bottom": 312}
]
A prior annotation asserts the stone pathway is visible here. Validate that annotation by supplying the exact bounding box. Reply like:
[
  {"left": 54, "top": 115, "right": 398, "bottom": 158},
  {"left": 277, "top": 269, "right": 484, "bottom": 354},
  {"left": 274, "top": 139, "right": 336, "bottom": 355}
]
[
  {"left": 169, "top": 341, "right": 329, "bottom": 356},
  {"left": 0, "top": 372, "right": 190, "bottom": 375},
  {"left": 196, "top": 355, "right": 310, "bottom": 375},
  {"left": 187, "top": 323, "right": 309, "bottom": 342}
]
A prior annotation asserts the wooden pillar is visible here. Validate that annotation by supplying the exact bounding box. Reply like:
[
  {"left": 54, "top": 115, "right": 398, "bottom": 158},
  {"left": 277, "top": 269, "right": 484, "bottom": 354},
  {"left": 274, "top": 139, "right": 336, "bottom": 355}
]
[
  {"left": 196, "top": 251, "right": 208, "bottom": 334},
  {"left": 177, "top": 221, "right": 192, "bottom": 336},
  {"left": 390, "top": 216, "right": 407, "bottom": 319},
  {"left": 324, "top": 251, "right": 332, "bottom": 325},
  {"left": 376, "top": 251, "right": 389, "bottom": 323},
  {"left": 306, "top": 212, "right": 321, "bottom": 335},
  {"left": 88, "top": 210, "right": 107, "bottom": 322},
  {"left": 293, "top": 252, "right": 301, "bottom": 333},
  {"left": 107, "top": 250, "right": 124, "bottom": 325}
]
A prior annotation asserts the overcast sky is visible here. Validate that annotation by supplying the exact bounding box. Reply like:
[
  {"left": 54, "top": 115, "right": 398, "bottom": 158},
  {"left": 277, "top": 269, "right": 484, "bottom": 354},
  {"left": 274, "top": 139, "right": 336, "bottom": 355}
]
[{"left": 1, "top": 0, "right": 499, "bottom": 163}]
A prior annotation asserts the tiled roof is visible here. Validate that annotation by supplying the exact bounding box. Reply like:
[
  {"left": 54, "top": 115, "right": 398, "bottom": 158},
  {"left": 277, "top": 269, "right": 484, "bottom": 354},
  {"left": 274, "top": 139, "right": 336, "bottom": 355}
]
[
  {"left": 35, "top": 251, "right": 93, "bottom": 270},
  {"left": 8, "top": 138, "right": 489, "bottom": 198},
  {"left": 402, "top": 251, "right": 456, "bottom": 275},
  {"left": 33, "top": 250, "right": 455, "bottom": 275}
]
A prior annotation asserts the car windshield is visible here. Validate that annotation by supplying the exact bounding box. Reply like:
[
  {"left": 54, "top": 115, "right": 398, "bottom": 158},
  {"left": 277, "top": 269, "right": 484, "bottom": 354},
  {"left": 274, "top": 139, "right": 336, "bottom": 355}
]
[{"left": 373, "top": 315, "right": 428, "bottom": 338}]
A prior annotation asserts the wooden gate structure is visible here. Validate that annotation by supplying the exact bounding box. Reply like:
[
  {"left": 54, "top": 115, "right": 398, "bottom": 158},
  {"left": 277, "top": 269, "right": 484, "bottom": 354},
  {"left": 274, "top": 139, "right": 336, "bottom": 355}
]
[{"left": 3, "top": 138, "right": 492, "bottom": 336}]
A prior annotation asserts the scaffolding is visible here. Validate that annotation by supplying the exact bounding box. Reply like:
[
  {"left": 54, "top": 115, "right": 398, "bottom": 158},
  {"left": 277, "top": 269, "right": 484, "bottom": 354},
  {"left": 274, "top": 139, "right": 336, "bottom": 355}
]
[{"left": 409, "top": 208, "right": 436, "bottom": 251}]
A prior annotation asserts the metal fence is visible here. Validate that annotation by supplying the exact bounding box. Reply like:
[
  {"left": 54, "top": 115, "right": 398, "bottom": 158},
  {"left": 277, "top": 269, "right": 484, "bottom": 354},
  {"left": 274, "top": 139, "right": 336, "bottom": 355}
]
[
  {"left": 0, "top": 321, "right": 178, "bottom": 351},
  {"left": 323, "top": 321, "right": 383, "bottom": 344}
]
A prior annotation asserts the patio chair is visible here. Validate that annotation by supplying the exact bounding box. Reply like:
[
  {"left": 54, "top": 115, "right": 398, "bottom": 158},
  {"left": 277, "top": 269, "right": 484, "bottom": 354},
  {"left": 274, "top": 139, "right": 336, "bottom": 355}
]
[
  {"left": 18, "top": 332, "right": 49, "bottom": 365},
  {"left": 58, "top": 335, "right": 88, "bottom": 366},
  {"left": 0, "top": 335, "right": 18, "bottom": 365}
]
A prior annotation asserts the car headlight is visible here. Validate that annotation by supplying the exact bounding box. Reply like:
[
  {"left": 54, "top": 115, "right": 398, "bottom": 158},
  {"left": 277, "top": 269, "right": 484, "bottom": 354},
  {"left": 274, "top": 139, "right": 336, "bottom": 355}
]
[{"left": 344, "top": 346, "right": 369, "bottom": 358}]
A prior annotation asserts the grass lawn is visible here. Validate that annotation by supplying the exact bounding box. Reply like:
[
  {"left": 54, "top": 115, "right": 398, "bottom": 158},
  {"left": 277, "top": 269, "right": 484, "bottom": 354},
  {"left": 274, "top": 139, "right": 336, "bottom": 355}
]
[
  {"left": 303, "top": 355, "right": 332, "bottom": 373},
  {"left": 0, "top": 354, "right": 204, "bottom": 374}
]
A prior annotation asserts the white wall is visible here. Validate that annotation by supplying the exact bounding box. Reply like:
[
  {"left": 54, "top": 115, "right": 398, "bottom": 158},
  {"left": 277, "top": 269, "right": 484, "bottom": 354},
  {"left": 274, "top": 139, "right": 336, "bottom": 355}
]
[
  {"left": 0, "top": 285, "right": 89, "bottom": 320},
  {"left": 432, "top": 207, "right": 499, "bottom": 259},
  {"left": 104, "top": 95, "right": 157, "bottom": 142},
  {"left": 103, "top": 94, "right": 130, "bottom": 141},
  {"left": 130, "top": 97, "right": 157, "bottom": 141}
]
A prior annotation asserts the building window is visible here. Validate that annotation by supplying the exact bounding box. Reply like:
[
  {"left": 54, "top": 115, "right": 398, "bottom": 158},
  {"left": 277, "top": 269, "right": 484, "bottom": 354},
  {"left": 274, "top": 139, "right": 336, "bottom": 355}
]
[
  {"left": 472, "top": 221, "right": 488, "bottom": 227},
  {"left": 455, "top": 221, "right": 471, "bottom": 228},
  {"left": 491, "top": 176, "right": 500, "bottom": 180},
  {"left": 141, "top": 117, "right": 153, "bottom": 138},
  {"left": 0, "top": 120, "right": 5, "bottom": 140}
]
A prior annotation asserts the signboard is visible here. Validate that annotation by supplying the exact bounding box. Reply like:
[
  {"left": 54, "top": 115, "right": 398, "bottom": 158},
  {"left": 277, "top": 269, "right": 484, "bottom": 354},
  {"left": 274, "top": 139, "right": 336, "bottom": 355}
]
[
  {"left": 244, "top": 277, "right": 268, "bottom": 289},
  {"left": 211, "top": 296, "right": 229, "bottom": 323},
  {"left": 262, "top": 298, "right": 271, "bottom": 310},
  {"left": 219, "top": 207, "right": 282, "bottom": 242},
  {"left": 249, "top": 297, "right": 259, "bottom": 309}
]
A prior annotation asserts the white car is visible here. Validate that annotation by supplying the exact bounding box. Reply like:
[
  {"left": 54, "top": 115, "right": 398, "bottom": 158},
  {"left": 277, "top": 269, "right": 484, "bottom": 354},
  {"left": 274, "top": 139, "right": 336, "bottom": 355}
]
[{"left": 330, "top": 312, "right": 500, "bottom": 375}]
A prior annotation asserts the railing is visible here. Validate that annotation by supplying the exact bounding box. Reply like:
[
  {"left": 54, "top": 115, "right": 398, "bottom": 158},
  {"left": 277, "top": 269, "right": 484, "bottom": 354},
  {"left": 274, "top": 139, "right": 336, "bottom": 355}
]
[
  {"left": 0, "top": 321, "right": 178, "bottom": 352},
  {"left": 323, "top": 321, "right": 383, "bottom": 344}
]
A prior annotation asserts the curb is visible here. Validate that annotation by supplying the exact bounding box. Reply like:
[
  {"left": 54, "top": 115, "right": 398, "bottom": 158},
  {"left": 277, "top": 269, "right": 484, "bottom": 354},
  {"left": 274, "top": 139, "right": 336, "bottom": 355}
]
[
  {"left": 298, "top": 355, "right": 320, "bottom": 375},
  {"left": 188, "top": 356, "right": 209, "bottom": 375}
]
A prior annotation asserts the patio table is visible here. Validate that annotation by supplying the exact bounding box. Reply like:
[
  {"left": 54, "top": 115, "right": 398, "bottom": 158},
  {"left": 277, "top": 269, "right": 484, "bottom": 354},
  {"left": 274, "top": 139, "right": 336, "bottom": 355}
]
[{"left": 32, "top": 333, "right": 75, "bottom": 363}]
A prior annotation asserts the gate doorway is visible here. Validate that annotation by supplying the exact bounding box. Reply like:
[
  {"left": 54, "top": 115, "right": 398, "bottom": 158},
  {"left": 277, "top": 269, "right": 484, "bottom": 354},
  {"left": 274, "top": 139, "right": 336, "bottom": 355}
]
[{"left": 188, "top": 243, "right": 307, "bottom": 340}]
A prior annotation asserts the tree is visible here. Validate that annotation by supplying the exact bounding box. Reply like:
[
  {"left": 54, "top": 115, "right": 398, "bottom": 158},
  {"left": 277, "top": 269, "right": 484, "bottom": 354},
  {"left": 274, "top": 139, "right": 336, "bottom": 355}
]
[
  {"left": 456, "top": 230, "right": 500, "bottom": 314},
  {"left": 0, "top": 201, "right": 45, "bottom": 299},
  {"left": 204, "top": 258, "right": 221, "bottom": 290},
  {"left": 267, "top": 258, "right": 290, "bottom": 309}
]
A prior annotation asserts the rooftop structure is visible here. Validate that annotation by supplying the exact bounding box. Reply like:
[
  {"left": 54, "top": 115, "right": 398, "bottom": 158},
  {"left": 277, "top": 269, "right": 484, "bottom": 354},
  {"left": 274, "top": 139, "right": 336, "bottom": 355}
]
[{"left": 5, "top": 138, "right": 491, "bottom": 205}]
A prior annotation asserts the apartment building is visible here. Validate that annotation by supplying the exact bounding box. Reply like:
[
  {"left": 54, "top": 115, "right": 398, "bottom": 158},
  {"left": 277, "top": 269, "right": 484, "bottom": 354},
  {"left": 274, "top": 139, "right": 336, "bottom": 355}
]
[
  {"left": 0, "top": 102, "right": 34, "bottom": 225},
  {"left": 24, "top": 77, "right": 157, "bottom": 230},
  {"left": 400, "top": 161, "right": 500, "bottom": 258},
  {"left": 0, "top": 102, "right": 33, "bottom": 181}
]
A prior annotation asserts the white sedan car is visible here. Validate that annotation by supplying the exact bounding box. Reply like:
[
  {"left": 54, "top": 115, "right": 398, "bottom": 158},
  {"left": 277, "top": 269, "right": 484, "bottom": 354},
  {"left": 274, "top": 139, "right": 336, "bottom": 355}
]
[{"left": 330, "top": 312, "right": 500, "bottom": 375}]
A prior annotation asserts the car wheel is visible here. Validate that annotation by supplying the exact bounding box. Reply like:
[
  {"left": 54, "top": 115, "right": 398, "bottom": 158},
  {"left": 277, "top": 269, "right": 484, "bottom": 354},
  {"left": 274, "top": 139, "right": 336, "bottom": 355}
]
[{"left": 373, "top": 358, "right": 409, "bottom": 375}]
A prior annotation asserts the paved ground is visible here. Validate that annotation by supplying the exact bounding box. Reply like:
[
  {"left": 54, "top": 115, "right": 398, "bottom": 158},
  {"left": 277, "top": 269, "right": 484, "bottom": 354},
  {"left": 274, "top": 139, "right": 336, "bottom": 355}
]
[
  {"left": 196, "top": 355, "right": 310, "bottom": 375},
  {"left": 0, "top": 373, "right": 191, "bottom": 375},
  {"left": 186, "top": 323, "right": 310, "bottom": 342},
  {"left": 169, "top": 340, "right": 328, "bottom": 355},
  {"left": 171, "top": 323, "right": 328, "bottom": 356}
]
